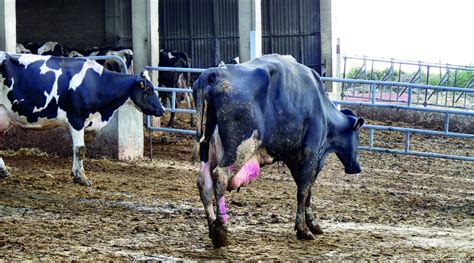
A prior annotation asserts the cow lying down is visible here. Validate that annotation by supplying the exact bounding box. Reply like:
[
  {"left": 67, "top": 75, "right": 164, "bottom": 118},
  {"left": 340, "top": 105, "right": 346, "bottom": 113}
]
[
  {"left": 193, "top": 54, "right": 364, "bottom": 247},
  {"left": 0, "top": 52, "right": 164, "bottom": 186}
]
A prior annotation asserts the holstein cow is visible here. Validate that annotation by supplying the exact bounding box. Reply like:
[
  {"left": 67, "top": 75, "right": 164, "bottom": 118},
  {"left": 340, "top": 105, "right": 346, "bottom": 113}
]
[
  {"left": 0, "top": 52, "right": 163, "bottom": 186},
  {"left": 37, "top": 41, "right": 66, "bottom": 57},
  {"left": 215, "top": 57, "right": 239, "bottom": 67},
  {"left": 193, "top": 54, "right": 364, "bottom": 247},
  {"left": 85, "top": 47, "right": 134, "bottom": 74}
]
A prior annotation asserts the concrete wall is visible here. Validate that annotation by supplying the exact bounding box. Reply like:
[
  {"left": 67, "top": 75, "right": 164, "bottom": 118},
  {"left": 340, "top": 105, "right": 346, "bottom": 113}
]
[
  {"left": 0, "top": 0, "right": 16, "bottom": 52},
  {"left": 320, "top": 0, "right": 339, "bottom": 100},
  {"left": 16, "top": 0, "right": 106, "bottom": 49},
  {"left": 238, "top": 0, "right": 261, "bottom": 63}
]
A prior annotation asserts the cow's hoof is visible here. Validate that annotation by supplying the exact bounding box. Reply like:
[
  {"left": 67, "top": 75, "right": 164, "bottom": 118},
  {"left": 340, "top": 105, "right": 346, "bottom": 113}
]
[
  {"left": 73, "top": 176, "right": 92, "bottom": 187},
  {"left": 0, "top": 169, "right": 9, "bottom": 178},
  {"left": 211, "top": 218, "right": 229, "bottom": 248},
  {"left": 307, "top": 221, "right": 324, "bottom": 235},
  {"left": 296, "top": 229, "right": 315, "bottom": 240}
]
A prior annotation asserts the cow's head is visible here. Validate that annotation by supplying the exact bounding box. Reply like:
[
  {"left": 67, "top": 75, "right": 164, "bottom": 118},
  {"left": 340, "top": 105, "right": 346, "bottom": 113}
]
[
  {"left": 131, "top": 70, "right": 164, "bottom": 117},
  {"left": 333, "top": 109, "right": 365, "bottom": 174}
]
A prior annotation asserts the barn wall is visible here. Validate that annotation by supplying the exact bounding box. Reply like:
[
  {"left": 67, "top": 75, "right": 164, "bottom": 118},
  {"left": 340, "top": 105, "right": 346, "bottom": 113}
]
[
  {"left": 159, "top": 0, "right": 321, "bottom": 72},
  {"left": 16, "top": 0, "right": 106, "bottom": 49},
  {"left": 105, "top": 0, "right": 132, "bottom": 47},
  {"left": 159, "top": 0, "right": 239, "bottom": 68},
  {"left": 262, "top": 0, "right": 321, "bottom": 73}
]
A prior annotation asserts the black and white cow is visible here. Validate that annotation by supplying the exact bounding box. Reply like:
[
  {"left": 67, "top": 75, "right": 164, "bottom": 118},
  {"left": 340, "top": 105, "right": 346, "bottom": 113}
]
[
  {"left": 85, "top": 47, "right": 134, "bottom": 74},
  {"left": 36, "top": 41, "right": 67, "bottom": 57},
  {"left": 193, "top": 54, "right": 364, "bottom": 247},
  {"left": 24, "top": 42, "right": 43, "bottom": 55},
  {"left": 0, "top": 52, "right": 163, "bottom": 186},
  {"left": 159, "top": 49, "right": 193, "bottom": 127},
  {"left": 16, "top": 44, "right": 31, "bottom": 54},
  {"left": 214, "top": 57, "right": 239, "bottom": 67}
]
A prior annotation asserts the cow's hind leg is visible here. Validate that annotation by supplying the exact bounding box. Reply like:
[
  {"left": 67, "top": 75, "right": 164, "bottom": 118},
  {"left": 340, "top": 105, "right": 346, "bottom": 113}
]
[
  {"left": 0, "top": 105, "right": 11, "bottom": 178},
  {"left": 211, "top": 167, "right": 230, "bottom": 248},
  {"left": 305, "top": 189, "right": 323, "bottom": 235},
  {"left": 69, "top": 127, "right": 91, "bottom": 186},
  {"left": 0, "top": 157, "right": 9, "bottom": 178},
  {"left": 197, "top": 161, "right": 217, "bottom": 238}
]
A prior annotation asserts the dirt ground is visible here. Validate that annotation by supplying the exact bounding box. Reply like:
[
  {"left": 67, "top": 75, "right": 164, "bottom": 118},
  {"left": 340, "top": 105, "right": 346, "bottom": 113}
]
[{"left": 0, "top": 115, "right": 473, "bottom": 261}]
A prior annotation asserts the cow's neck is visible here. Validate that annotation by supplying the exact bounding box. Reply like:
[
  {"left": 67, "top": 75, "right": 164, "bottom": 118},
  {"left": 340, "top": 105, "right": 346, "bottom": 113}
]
[
  {"left": 322, "top": 101, "right": 350, "bottom": 154},
  {"left": 100, "top": 71, "right": 138, "bottom": 108}
]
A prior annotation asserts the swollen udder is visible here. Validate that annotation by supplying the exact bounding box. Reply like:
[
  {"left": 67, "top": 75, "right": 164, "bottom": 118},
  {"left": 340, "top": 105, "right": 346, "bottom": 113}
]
[{"left": 227, "top": 156, "right": 261, "bottom": 190}]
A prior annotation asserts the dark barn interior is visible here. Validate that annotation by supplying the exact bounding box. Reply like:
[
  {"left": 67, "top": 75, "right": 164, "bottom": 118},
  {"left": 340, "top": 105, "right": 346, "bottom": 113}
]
[
  {"left": 16, "top": 0, "right": 107, "bottom": 49},
  {"left": 15, "top": 0, "right": 322, "bottom": 71}
]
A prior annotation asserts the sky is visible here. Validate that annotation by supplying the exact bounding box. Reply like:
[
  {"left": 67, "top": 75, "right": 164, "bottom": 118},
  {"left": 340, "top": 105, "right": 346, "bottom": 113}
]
[{"left": 333, "top": 0, "right": 474, "bottom": 66}]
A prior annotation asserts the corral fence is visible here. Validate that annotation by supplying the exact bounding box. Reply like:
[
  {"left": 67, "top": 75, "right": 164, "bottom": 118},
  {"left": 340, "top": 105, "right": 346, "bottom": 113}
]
[
  {"left": 145, "top": 66, "right": 474, "bottom": 162},
  {"left": 342, "top": 55, "right": 474, "bottom": 110}
]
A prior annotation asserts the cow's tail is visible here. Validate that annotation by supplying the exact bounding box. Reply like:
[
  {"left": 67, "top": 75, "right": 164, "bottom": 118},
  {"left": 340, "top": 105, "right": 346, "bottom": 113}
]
[
  {"left": 191, "top": 82, "right": 207, "bottom": 164},
  {"left": 191, "top": 72, "right": 218, "bottom": 164}
]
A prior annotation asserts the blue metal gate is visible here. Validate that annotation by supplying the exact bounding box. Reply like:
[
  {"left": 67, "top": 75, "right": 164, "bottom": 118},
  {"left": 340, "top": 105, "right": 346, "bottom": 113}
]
[{"left": 146, "top": 66, "right": 474, "bottom": 162}]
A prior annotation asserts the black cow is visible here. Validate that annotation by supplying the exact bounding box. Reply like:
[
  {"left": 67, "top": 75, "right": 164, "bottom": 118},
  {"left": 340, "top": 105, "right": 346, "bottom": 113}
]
[
  {"left": 24, "top": 42, "right": 43, "bottom": 55},
  {"left": 0, "top": 52, "right": 163, "bottom": 186},
  {"left": 193, "top": 54, "right": 364, "bottom": 247},
  {"left": 159, "top": 49, "right": 193, "bottom": 127}
]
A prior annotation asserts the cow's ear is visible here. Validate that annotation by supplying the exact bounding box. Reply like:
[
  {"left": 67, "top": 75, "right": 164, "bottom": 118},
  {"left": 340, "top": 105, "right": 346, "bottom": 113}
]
[{"left": 353, "top": 117, "right": 365, "bottom": 131}]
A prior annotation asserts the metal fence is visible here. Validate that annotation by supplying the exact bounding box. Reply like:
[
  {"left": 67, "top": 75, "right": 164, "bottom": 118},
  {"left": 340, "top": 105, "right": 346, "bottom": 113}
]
[
  {"left": 342, "top": 56, "right": 474, "bottom": 110},
  {"left": 144, "top": 66, "right": 201, "bottom": 137},
  {"left": 328, "top": 77, "right": 474, "bottom": 162},
  {"left": 146, "top": 66, "right": 473, "bottom": 162}
]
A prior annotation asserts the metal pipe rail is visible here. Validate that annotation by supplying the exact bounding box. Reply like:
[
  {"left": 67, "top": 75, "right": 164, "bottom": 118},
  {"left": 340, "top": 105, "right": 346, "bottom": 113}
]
[
  {"left": 329, "top": 77, "right": 473, "bottom": 162},
  {"left": 343, "top": 55, "right": 474, "bottom": 72},
  {"left": 143, "top": 66, "right": 204, "bottom": 138},
  {"left": 329, "top": 77, "right": 474, "bottom": 94},
  {"left": 342, "top": 55, "right": 474, "bottom": 109}
]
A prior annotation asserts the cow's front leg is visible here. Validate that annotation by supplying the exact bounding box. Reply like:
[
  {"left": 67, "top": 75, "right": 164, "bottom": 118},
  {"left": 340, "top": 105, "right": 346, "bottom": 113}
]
[
  {"left": 289, "top": 163, "right": 313, "bottom": 240},
  {"left": 69, "top": 127, "right": 91, "bottom": 186},
  {"left": 211, "top": 166, "right": 230, "bottom": 248},
  {"left": 305, "top": 188, "right": 323, "bottom": 235},
  {"left": 185, "top": 94, "right": 195, "bottom": 127},
  {"left": 295, "top": 182, "right": 314, "bottom": 240},
  {"left": 197, "top": 161, "right": 216, "bottom": 238},
  {"left": 0, "top": 157, "right": 9, "bottom": 178}
]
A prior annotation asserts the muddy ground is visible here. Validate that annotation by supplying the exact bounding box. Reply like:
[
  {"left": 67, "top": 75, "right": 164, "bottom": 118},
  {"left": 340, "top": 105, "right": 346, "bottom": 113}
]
[{"left": 0, "top": 115, "right": 473, "bottom": 261}]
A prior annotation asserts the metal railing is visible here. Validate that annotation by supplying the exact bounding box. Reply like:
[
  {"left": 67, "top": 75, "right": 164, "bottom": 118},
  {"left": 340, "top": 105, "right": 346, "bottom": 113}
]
[
  {"left": 144, "top": 66, "right": 203, "bottom": 136},
  {"left": 144, "top": 66, "right": 473, "bottom": 162},
  {"left": 342, "top": 55, "right": 474, "bottom": 110},
  {"left": 329, "top": 77, "right": 474, "bottom": 161}
]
